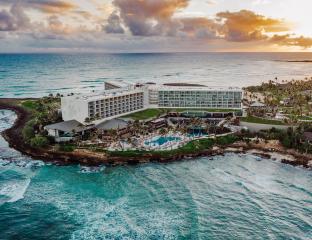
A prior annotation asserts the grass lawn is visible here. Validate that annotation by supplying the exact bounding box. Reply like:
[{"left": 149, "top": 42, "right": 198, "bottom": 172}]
[
  {"left": 240, "top": 116, "right": 285, "bottom": 125},
  {"left": 123, "top": 108, "right": 241, "bottom": 120},
  {"left": 297, "top": 116, "right": 312, "bottom": 121},
  {"left": 172, "top": 108, "right": 241, "bottom": 113},
  {"left": 20, "top": 100, "right": 41, "bottom": 110},
  {"left": 122, "top": 109, "right": 165, "bottom": 120}
]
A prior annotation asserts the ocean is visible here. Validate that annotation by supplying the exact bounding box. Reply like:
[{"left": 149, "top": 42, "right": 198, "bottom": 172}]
[
  {"left": 1, "top": 52, "right": 312, "bottom": 98},
  {"left": 0, "top": 53, "right": 312, "bottom": 239}
]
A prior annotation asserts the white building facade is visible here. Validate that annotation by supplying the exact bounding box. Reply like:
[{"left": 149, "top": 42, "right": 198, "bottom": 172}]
[
  {"left": 61, "top": 80, "right": 243, "bottom": 123},
  {"left": 62, "top": 87, "right": 148, "bottom": 123},
  {"left": 157, "top": 87, "right": 242, "bottom": 109}
]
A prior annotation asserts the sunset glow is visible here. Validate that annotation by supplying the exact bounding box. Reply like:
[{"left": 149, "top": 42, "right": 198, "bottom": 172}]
[{"left": 0, "top": 0, "right": 312, "bottom": 52}]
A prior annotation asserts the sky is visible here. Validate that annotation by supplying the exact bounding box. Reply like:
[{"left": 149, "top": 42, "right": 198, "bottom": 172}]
[{"left": 0, "top": 0, "right": 312, "bottom": 53}]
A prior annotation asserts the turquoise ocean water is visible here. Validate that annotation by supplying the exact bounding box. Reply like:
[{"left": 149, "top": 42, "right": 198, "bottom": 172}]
[{"left": 0, "top": 53, "right": 312, "bottom": 239}]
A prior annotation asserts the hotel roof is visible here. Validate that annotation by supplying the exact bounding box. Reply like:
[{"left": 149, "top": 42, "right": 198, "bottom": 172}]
[
  {"left": 62, "top": 81, "right": 242, "bottom": 102},
  {"left": 163, "top": 83, "right": 207, "bottom": 87},
  {"left": 105, "top": 80, "right": 134, "bottom": 88},
  {"left": 147, "top": 84, "right": 242, "bottom": 91},
  {"left": 96, "top": 118, "right": 128, "bottom": 130},
  {"left": 250, "top": 102, "right": 266, "bottom": 107},
  {"left": 44, "top": 120, "right": 86, "bottom": 133},
  {"left": 66, "top": 87, "right": 144, "bottom": 101}
]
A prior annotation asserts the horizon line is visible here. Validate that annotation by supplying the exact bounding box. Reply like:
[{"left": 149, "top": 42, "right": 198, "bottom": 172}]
[{"left": 0, "top": 51, "right": 312, "bottom": 55}]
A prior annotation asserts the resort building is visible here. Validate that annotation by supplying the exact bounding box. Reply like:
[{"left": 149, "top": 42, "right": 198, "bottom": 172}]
[
  {"left": 61, "top": 86, "right": 148, "bottom": 123},
  {"left": 95, "top": 118, "right": 130, "bottom": 137},
  {"left": 44, "top": 120, "right": 88, "bottom": 142},
  {"left": 156, "top": 86, "right": 242, "bottom": 109},
  {"left": 148, "top": 118, "right": 167, "bottom": 129},
  {"left": 104, "top": 80, "right": 132, "bottom": 90},
  {"left": 61, "top": 80, "right": 243, "bottom": 123}
]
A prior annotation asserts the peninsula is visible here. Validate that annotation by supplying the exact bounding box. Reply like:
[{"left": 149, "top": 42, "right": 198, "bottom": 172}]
[{"left": 1, "top": 79, "right": 312, "bottom": 169}]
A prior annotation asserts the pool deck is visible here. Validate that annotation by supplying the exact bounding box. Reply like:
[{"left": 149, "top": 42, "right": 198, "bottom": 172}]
[{"left": 108, "top": 131, "right": 234, "bottom": 152}]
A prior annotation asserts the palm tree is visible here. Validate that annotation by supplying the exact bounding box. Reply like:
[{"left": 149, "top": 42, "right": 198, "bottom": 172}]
[
  {"left": 127, "top": 137, "right": 133, "bottom": 148},
  {"left": 205, "top": 121, "right": 210, "bottom": 135},
  {"left": 85, "top": 117, "right": 90, "bottom": 123},
  {"left": 159, "top": 128, "right": 166, "bottom": 136}
]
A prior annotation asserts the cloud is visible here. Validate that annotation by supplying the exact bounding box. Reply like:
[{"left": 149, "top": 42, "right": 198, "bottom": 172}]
[
  {"left": 103, "top": 11, "right": 125, "bottom": 34},
  {"left": 270, "top": 34, "right": 312, "bottom": 48},
  {"left": 112, "top": 0, "right": 189, "bottom": 36},
  {"left": 216, "top": 10, "right": 290, "bottom": 42},
  {"left": 27, "top": 0, "right": 76, "bottom": 13},
  {"left": 48, "top": 15, "right": 72, "bottom": 34},
  {"left": 105, "top": 1, "right": 311, "bottom": 50},
  {"left": 0, "top": 0, "right": 76, "bottom": 13},
  {"left": 111, "top": 1, "right": 293, "bottom": 44},
  {"left": 0, "top": 2, "right": 30, "bottom": 31},
  {"left": 179, "top": 17, "right": 219, "bottom": 39},
  {"left": 206, "top": 0, "right": 217, "bottom": 5},
  {"left": 252, "top": 0, "right": 270, "bottom": 5},
  {"left": 0, "top": 0, "right": 311, "bottom": 51}
]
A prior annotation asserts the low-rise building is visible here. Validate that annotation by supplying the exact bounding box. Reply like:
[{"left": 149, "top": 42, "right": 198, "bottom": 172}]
[
  {"left": 96, "top": 118, "right": 129, "bottom": 136},
  {"left": 148, "top": 118, "right": 167, "bottom": 129},
  {"left": 44, "top": 120, "right": 87, "bottom": 142}
]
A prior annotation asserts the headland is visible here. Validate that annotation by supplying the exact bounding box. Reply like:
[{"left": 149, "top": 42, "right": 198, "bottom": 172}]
[{"left": 1, "top": 80, "right": 312, "bottom": 169}]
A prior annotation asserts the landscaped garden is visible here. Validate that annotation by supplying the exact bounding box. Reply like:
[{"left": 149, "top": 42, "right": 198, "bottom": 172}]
[
  {"left": 240, "top": 116, "right": 285, "bottom": 125},
  {"left": 122, "top": 109, "right": 165, "bottom": 120},
  {"left": 19, "top": 97, "right": 61, "bottom": 148},
  {"left": 108, "top": 134, "right": 238, "bottom": 158},
  {"left": 123, "top": 108, "right": 241, "bottom": 120}
]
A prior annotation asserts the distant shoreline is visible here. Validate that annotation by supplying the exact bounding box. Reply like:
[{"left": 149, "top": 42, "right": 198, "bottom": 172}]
[
  {"left": 275, "top": 60, "right": 312, "bottom": 63},
  {"left": 0, "top": 98, "right": 311, "bottom": 169}
]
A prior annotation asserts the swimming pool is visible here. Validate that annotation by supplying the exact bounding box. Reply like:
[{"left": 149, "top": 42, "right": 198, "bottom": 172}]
[
  {"left": 145, "top": 136, "right": 181, "bottom": 146},
  {"left": 188, "top": 133, "right": 208, "bottom": 138}
]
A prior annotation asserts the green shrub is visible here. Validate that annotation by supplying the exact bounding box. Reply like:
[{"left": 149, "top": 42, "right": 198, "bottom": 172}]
[
  {"left": 22, "top": 119, "right": 36, "bottom": 142},
  {"left": 216, "top": 135, "right": 238, "bottom": 145},
  {"left": 59, "top": 144, "right": 76, "bottom": 152},
  {"left": 21, "top": 100, "right": 40, "bottom": 110},
  {"left": 30, "top": 136, "right": 49, "bottom": 148},
  {"left": 281, "top": 136, "right": 292, "bottom": 148}
]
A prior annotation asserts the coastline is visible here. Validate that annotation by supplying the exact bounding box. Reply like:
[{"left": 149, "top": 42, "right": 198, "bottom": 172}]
[{"left": 0, "top": 98, "right": 311, "bottom": 169}]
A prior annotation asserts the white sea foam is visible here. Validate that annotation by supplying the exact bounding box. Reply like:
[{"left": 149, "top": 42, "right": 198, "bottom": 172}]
[
  {"left": 79, "top": 165, "right": 106, "bottom": 173},
  {"left": 0, "top": 110, "right": 16, "bottom": 131},
  {"left": 0, "top": 158, "right": 44, "bottom": 169},
  {"left": 0, "top": 178, "right": 31, "bottom": 203}
]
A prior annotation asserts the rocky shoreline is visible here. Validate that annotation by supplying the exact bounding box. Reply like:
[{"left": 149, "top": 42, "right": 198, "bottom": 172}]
[{"left": 0, "top": 98, "right": 311, "bottom": 169}]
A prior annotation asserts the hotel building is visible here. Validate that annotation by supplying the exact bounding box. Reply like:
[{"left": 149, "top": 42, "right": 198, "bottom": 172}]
[
  {"left": 156, "top": 87, "right": 242, "bottom": 109},
  {"left": 61, "top": 80, "right": 243, "bottom": 123},
  {"left": 61, "top": 86, "right": 147, "bottom": 123}
]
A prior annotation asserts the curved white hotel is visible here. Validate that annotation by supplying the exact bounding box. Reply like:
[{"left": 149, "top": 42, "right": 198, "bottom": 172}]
[{"left": 61, "top": 80, "right": 242, "bottom": 123}]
